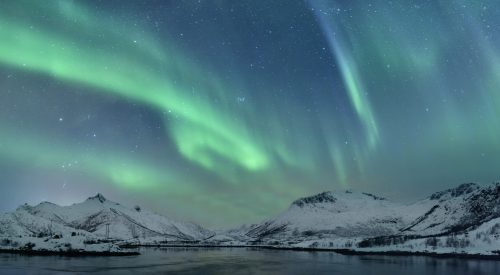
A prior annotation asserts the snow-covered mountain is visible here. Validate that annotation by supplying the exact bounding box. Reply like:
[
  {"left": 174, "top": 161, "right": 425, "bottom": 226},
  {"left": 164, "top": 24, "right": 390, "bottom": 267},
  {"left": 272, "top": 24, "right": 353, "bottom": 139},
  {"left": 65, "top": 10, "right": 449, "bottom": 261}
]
[
  {"left": 242, "top": 190, "right": 424, "bottom": 241},
  {"left": 1, "top": 184, "right": 498, "bottom": 256},
  {"left": 228, "top": 183, "right": 500, "bottom": 256},
  {"left": 241, "top": 183, "right": 499, "bottom": 241},
  {"left": 0, "top": 194, "right": 214, "bottom": 242}
]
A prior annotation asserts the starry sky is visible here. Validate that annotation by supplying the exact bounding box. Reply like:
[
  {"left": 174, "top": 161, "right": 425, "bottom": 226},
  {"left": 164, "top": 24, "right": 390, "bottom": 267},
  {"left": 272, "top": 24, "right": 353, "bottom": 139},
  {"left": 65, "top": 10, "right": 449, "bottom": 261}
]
[{"left": 1, "top": 0, "right": 499, "bottom": 227}]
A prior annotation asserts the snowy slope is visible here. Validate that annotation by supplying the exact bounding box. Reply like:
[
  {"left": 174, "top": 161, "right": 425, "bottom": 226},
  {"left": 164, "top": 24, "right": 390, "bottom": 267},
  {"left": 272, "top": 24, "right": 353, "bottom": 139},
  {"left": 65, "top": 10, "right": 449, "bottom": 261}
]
[
  {"left": 400, "top": 183, "right": 500, "bottom": 236},
  {"left": 0, "top": 194, "right": 214, "bottom": 242},
  {"left": 0, "top": 204, "right": 113, "bottom": 253},
  {"left": 237, "top": 183, "right": 500, "bottom": 256},
  {"left": 0, "top": 206, "right": 95, "bottom": 238},
  {"left": 289, "top": 216, "right": 500, "bottom": 256},
  {"left": 245, "top": 191, "right": 416, "bottom": 240}
]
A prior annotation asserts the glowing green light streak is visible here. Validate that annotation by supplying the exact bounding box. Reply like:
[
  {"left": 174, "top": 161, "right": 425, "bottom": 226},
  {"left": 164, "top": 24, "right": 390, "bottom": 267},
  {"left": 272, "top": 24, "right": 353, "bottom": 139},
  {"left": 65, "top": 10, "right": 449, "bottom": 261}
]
[
  {"left": 0, "top": 1, "right": 269, "bottom": 173},
  {"left": 0, "top": 126, "right": 172, "bottom": 190},
  {"left": 309, "top": 1, "right": 379, "bottom": 150}
]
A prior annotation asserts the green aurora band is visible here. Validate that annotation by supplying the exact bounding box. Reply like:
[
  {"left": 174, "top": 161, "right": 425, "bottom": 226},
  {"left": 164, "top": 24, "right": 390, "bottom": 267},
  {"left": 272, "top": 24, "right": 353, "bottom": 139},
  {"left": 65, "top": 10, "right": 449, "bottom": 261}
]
[
  {"left": 1, "top": 0, "right": 500, "bottom": 226},
  {"left": 0, "top": 0, "right": 270, "bottom": 176},
  {"left": 0, "top": 1, "right": 334, "bottom": 223}
]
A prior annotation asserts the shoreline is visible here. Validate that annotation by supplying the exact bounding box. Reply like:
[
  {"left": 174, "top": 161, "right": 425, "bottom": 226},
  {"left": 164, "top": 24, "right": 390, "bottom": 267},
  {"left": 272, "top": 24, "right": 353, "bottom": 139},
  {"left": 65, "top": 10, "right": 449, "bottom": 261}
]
[
  {"left": 1, "top": 244, "right": 499, "bottom": 260},
  {"left": 121, "top": 244, "right": 500, "bottom": 260},
  {"left": 330, "top": 248, "right": 500, "bottom": 260},
  {"left": 0, "top": 248, "right": 139, "bottom": 257}
]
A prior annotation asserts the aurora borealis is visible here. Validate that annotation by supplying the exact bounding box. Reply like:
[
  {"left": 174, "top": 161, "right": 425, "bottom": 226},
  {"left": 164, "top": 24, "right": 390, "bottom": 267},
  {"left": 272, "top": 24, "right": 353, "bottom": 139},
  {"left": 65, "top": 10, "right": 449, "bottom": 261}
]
[{"left": 1, "top": 0, "right": 500, "bottom": 227}]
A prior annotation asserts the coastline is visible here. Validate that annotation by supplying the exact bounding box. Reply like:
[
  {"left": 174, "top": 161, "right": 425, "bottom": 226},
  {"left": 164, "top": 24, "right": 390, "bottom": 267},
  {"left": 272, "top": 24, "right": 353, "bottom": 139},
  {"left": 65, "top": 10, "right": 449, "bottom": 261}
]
[
  {"left": 0, "top": 248, "right": 139, "bottom": 257},
  {"left": 2, "top": 243, "right": 499, "bottom": 260},
  {"left": 118, "top": 244, "right": 500, "bottom": 260}
]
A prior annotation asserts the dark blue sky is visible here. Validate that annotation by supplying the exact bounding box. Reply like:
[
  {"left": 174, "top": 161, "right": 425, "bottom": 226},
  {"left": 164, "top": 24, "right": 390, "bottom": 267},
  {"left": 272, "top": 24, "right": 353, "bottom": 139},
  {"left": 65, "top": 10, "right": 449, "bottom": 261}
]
[{"left": 0, "top": 0, "right": 499, "bottom": 226}]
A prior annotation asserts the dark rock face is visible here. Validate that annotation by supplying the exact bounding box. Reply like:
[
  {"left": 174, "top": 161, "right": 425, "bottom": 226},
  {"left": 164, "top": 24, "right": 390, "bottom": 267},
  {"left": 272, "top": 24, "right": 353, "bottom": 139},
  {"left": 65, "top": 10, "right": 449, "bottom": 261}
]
[
  {"left": 447, "top": 183, "right": 500, "bottom": 233},
  {"left": 400, "top": 205, "right": 440, "bottom": 232},
  {"left": 429, "top": 183, "right": 480, "bottom": 200},
  {"left": 362, "top": 193, "right": 386, "bottom": 201},
  {"left": 87, "top": 193, "right": 107, "bottom": 203},
  {"left": 246, "top": 222, "right": 289, "bottom": 239},
  {"left": 292, "top": 192, "right": 336, "bottom": 207}
]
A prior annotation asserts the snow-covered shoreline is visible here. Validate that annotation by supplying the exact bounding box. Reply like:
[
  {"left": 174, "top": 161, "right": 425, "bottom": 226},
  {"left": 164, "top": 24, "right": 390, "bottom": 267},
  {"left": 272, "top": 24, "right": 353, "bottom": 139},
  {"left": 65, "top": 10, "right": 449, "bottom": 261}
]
[
  {"left": 0, "top": 236, "right": 138, "bottom": 256},
  {"left": 0, "top": 248, "right": 138, "bottom": 256},
  {"left": 108, "top": 242, "right": 500, "bottom": 260}
]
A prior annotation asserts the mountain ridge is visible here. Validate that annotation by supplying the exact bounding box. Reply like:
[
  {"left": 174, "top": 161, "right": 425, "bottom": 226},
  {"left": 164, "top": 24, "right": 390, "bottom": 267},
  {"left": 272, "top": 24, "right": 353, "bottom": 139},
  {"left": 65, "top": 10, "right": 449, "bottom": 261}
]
[
  {"left": 1, "top": 182, "right": 499, "bottom": 256},
  {"left": 221, "top": 182, "right": 500, "bottom": 256}
]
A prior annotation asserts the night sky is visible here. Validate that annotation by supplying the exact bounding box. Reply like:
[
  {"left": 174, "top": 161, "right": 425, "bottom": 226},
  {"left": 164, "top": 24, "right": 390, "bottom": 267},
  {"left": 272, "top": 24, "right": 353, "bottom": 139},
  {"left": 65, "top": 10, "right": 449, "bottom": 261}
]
[{"left": 1, "top": 0, "right": 499, "bottom": 227}]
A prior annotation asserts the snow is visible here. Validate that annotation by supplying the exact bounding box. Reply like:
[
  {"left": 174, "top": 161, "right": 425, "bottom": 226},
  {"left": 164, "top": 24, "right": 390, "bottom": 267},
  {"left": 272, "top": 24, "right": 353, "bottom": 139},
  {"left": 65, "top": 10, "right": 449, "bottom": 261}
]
[
  {"left": 1, "top": 183, "right": 498, "bottom": 257},
  {"left": 286, "top": 217, "right": 500, "bottom": 256},
  {"left": 0, "top": 235, "right": 122, "bottom": 254},
  {"left": 226, "top": 183, "right": 500, "bottom": 256},
  {"left": 18, "top": 193, "right": 214, "bottom": 240},
  {"left": 0, "top": 194, "right": 213, "bottom": 254}
]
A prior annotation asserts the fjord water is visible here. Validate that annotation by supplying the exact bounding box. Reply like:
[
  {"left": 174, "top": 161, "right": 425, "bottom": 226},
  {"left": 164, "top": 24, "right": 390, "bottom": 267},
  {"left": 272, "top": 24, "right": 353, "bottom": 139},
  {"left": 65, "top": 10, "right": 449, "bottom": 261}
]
[{"left": 1, "top": 248, "right": 499, "bottom": 275}]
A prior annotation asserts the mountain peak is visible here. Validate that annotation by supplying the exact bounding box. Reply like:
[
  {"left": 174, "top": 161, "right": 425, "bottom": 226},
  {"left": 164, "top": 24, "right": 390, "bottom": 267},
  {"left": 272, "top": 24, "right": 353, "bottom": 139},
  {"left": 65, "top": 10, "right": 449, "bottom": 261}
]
[
  {"left": 87, "top": 193, "right": 107, "bottom": 203},
  {"left": 429, "top": 183, "right": 480, "bottom": 200},
  {"left": 292, "top": 191, "right": 336, "bottom": 207},
  {"left": 292, "top": 190, "right": 387, "bottom": 208}
]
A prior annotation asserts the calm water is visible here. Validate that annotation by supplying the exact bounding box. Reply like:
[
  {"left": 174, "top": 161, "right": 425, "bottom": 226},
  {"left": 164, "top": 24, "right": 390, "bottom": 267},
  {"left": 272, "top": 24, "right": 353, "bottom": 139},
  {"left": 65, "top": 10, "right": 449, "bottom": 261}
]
[{"left": 0, "top": 247, "right": 499, "bottom": 274}]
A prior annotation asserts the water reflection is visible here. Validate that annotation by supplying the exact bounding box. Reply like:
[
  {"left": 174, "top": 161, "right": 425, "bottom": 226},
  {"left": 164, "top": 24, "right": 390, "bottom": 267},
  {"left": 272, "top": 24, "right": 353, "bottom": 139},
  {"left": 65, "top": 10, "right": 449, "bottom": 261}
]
[{"left": 0, "top": 247, "right": 498, "bottom": 274}]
